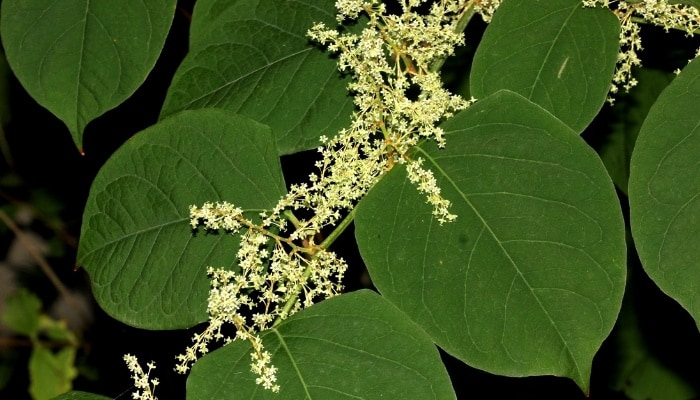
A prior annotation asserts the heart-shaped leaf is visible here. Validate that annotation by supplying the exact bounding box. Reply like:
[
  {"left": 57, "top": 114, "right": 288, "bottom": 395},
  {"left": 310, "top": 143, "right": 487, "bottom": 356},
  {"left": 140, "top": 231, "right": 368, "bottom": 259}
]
[
  {"left": 0, "top": 0, "right": 176, "bottom": 151},
  {"left": 187, "top": 290, "right": 456, "bottom": 399},
  {"left": 78, "top": 109, "right": 286, "bottom": 329},
  {"left": 160, "top": 0, "right": 353, "bottom": 155},
  {"left": 355, "top": 90, "right": 626, "bottom": 393},
  {"left": 629, "top": 58, "right": 700, "bottom": 328},
  {"left": 470, "top": 0, "right": 619, "bottom": 133}
]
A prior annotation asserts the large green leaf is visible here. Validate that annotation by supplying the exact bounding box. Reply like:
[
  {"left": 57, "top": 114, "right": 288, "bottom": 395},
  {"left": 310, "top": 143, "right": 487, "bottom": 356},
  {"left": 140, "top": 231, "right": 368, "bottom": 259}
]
[
  {"left": 470, "top": 0, "right": 619, "bottom": 133},
  {"left": 0, "top": 0, "right": 176, "bottom": 151},
  {"left": 160, "top": 0, "right": 353, "bottom": 155},
  {"left": 187, "top": 290, "right": 456, "bottom": 399},
  {"left": 78, "top": 109, "right": 286, "bottom": 329},
  {"left": 629, "top": 58, "right": 700, "bottom": 328},
  {"left": 355, "top": 90, "right": 626, "bottom": 393}
]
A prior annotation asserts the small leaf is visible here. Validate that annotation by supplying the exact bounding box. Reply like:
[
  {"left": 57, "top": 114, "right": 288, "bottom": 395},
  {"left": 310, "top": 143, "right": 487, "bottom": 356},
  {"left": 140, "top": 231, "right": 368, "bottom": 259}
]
[
  {"left": 629, "top": 58, "right": 700, "bottom": 328},
  {"left": 470, "top": 0, "right": 619, "bottom": 132},
  {"left": 0, "top": 0, "right": 176, "bottom": 150},
  {"left": 355, "top": 90, "right": 626, "bottom": 393},
  {"left": 39, "top": 315, "right": 77, "bottom": 346},
  {"left": 1, "top": 289, "right": 42, "bottom": 338},
  {"left": 29, "top": 345, "right": 78, "bottom": 400},
  {"left": 78, "top": 109, "right": 286, "bottom": 329},
  {"left": 187, "top": 290, "right": 455, "bottom": 399},
  {"left": 160, "top": 0, "right": 353, "bottom": 155}
]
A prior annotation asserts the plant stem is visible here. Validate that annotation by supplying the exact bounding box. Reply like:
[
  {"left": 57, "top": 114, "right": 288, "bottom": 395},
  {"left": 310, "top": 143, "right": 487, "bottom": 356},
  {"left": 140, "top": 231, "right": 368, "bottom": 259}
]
[
  {"left": 319, "top": 207, "right": 357, "bottom": 250},
  {"left": 271, "top": 207, "right": 358, "bottom": 328},
  {"left": 0, "top": 209, "right": 81, "bottom": 312},
  {"left": 429, "top": 2, "right": 476, "bottom": 73}
]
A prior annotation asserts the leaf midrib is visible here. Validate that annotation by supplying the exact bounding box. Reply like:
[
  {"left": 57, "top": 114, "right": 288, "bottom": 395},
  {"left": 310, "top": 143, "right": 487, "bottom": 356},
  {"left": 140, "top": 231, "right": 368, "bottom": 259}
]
[{"left": 414, "top": 145, "right": 585, "bottom": 383}]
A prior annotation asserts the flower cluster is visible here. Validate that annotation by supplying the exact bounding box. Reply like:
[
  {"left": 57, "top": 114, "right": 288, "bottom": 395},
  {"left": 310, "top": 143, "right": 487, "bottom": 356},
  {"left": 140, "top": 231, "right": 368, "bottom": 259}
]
[
  {"left": 473, "top": 0, "right": 502, "bottom": 23},
  {"left": 123, "top": 355, "right": 159, "bottom": 400},
  {"left": 583, "top": 0, "right": 700, "bottom": 103},
  {"left": 180, "top": 0, "right": 477, "bottom": 392},
  {"left": 308, "top": 0, "right": 475, "bottom": 224}
]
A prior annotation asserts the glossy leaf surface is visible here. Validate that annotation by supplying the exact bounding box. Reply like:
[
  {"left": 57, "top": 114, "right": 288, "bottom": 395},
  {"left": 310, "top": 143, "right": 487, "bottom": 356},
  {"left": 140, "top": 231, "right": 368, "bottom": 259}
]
[
  {"left": 470, "top": 0, "right": 618, "bottom": 132},
  {"left": 187, "top": 290, "right": 456, "bottom": 399},
  {"left": 356, "top": 90, "right": 626, "bottom": 392},
  {"left": 0, "top": 0, "right": 176, "bottom": 150},
  {"left": 629, "top": 58, "right": 700, "bottom": 328},
  {"left": 161, "top": 0, "right": 352, "bottom": 155},
  {"left": 78, "top": 110, "right": 286, "bottom": 329}
]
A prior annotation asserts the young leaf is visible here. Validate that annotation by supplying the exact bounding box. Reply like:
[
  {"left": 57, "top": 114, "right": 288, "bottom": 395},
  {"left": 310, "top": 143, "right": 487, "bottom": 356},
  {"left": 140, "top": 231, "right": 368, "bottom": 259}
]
[
  {"left": 160, "top": 0, "right": 353, "bottom": 155},
  {"left": 186, "top": 290, "right": 456, "bottom": 399},
  {"left": 29, "top": 345, "right": 78, "bottom": 400},
  {"left": 629, "top": 58, "right": 700, "bottom": 329},
  {"left": 355, "top": 90, "right": 626, "bottom": 393},
  {"left": 78, "top": 109, "right": 286, "bottom": 329},
  {"left": 0, "top": 0, "right": 176, "bottom": 151},
  {"left": 1, "top": 289, "right": 42, "bottom": 339},
  {"left": 470, "top": 0, "right": 619, "bottom": 133}
]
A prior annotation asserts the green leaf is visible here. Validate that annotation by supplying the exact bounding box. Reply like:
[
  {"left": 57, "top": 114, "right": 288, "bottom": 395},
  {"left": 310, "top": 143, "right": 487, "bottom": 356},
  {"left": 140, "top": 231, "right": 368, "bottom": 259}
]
[
  {"left": 1, "top": 288, "right": 42, "bottom": 338},
  {"left": 29, "top": 345, "right": 78, "bottom": 400},
  {"left": 355, "top": 90, "right": 626, "bottom": 393},
  {"left": 470, "top": 0, "right": 619, "bottom": 133},
  {"left": 599, "top": 69, "right": 674, "bottom": 195},
  {"left": 39, "top": 315, "right": 77, "bottom": 346},
  {"left": 52, "top": 392, "right": 111, "bottom": 400},
  {"left": 187, "top": 290, "right": 455, "bottom": 399},
  {"left": 0, "top": 0, "right": 176, "bottom": 151},
  {"left": 160, "top": 0, "right": 353, "bottom": 155},
  {"left": 629, "top": 58, "right": 700, "bottom": 328},
  {"left": 78, "top": 109, "right": 286, "bottom": 329}
]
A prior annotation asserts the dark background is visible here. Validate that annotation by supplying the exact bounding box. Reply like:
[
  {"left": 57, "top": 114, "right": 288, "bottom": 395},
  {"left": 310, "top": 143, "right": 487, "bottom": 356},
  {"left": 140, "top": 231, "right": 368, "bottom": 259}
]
[{"left": 1, "top": 1, "right": 700, "bottom": 399}]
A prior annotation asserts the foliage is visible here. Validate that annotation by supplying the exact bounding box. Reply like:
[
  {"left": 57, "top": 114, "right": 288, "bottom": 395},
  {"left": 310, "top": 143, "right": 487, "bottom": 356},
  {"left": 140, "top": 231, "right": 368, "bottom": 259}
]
[
  {"left": 1, "top": 290, "right": 79, "bottom": 400},
  {"left": 1, "top": 0, "right": 700, "bottom": 399}
]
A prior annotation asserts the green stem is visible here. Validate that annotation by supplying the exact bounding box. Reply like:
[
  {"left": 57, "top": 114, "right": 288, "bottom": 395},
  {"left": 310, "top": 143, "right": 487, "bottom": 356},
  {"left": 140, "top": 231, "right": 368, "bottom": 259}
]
[
  {"left": 271, "top": 207, "right": 357, "bottom": 328},
  {"left": 429, "top": 3, "right": 477, "bottom": 73},
  {"left": 282, "top": 209, "right": 302, "bottom": 229},
  {"left": 319, "top": 207, "right": 357, "bottom": 250}
]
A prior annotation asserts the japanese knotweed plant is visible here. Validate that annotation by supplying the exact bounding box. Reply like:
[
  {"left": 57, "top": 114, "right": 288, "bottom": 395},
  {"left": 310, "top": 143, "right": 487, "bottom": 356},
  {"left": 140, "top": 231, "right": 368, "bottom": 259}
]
[{"left": 3, "top": 0, "right": 700, "bottom": 398}]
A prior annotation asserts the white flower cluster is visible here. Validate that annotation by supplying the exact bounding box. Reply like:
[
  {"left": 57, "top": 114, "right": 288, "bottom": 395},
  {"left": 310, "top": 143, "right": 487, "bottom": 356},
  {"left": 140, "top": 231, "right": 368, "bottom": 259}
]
[
  {"left": 308, "top": 0, "right": 475, "bottom": 225},
  {"left": 473, "top": 0, "right": 502, "bottom": 23},
  {"left": 180, "top": 0, "right": 476, "bottom": 392},
  {"left": 123, "top": 354, "right": 159, "bottom": 400},
  {"left": 177, "top": 203, "right": 347, "bottom": 392},
  {"left": 583, "top": 0, "right": 700, "bottom": 103},
  {"left": 407, "top": 157, "right": 457, "bottom": 223}
]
